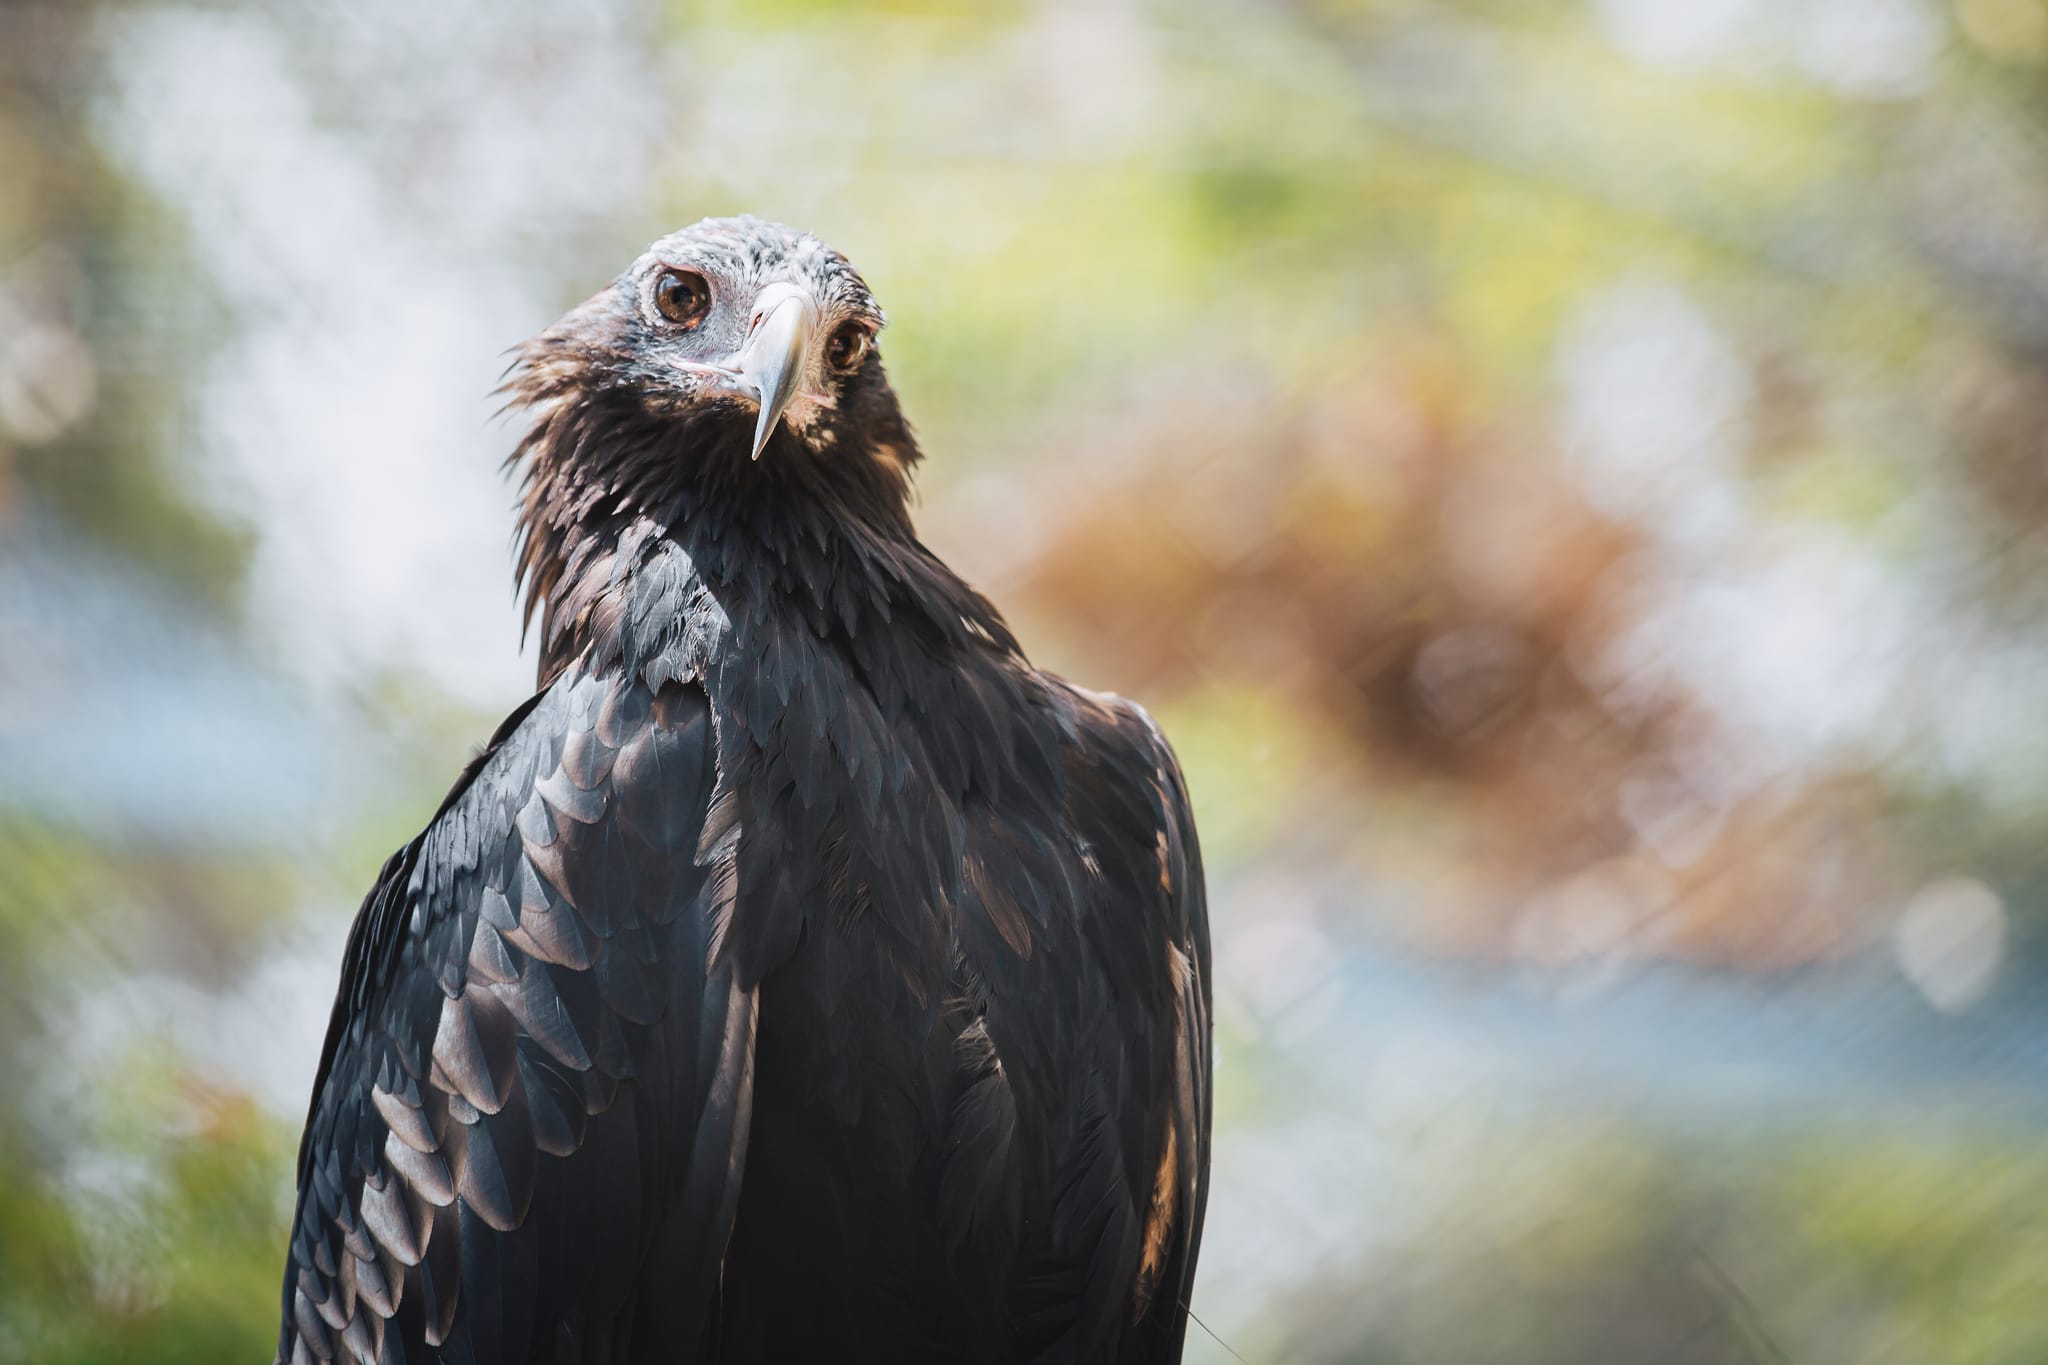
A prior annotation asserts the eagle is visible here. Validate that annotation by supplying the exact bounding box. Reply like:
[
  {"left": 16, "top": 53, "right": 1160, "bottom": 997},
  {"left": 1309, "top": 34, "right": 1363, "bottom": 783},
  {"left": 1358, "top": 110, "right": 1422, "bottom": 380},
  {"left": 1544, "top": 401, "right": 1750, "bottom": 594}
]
[{"left": 276, "top": 216, "right": 1212, "bottom": 1364}]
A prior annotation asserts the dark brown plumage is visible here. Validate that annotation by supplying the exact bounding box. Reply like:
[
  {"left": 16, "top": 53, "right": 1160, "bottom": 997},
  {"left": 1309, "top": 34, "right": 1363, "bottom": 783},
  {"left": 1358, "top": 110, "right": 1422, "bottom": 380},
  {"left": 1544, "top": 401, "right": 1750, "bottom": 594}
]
[{"left": 278, "top": 216, "right": 1211, "bottom": 1364}]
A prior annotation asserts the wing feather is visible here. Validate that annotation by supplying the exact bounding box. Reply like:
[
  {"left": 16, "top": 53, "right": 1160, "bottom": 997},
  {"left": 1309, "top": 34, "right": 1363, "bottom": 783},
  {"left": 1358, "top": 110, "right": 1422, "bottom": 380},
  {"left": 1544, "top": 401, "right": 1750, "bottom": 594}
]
[
  {"left": 278, "top": 671, "right": 753, "bottom": 1365},
  {"left": 1053, "top": 690, "right": 1214, "bottom": 1363}
]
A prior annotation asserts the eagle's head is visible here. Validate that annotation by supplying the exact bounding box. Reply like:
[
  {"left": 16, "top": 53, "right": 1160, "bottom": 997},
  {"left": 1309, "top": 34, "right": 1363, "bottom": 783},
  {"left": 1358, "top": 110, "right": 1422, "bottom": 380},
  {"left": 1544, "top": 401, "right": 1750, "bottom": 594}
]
[
  {"left": 509, "top": 215, "right": 920, "bottom": 506},
  {"left": 506, "top": 217, "right": 926, "bottom": 672}
]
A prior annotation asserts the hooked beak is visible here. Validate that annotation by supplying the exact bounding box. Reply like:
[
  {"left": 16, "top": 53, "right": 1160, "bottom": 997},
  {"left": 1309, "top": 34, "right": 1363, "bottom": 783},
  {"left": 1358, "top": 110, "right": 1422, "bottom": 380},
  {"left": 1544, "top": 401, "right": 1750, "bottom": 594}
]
[
  {"left": 733, "top": 281, "right": 818, "bottom": 460},
  {"left": 668, "top": 281, "right": 822, "bottom": 460}
]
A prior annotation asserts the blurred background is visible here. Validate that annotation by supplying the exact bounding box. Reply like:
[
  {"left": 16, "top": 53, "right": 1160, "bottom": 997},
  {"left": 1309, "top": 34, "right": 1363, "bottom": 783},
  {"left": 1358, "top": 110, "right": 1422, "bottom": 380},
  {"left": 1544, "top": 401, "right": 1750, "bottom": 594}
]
[{"left": 5, "top": 0, "right": 2048, "bottom": 1359}]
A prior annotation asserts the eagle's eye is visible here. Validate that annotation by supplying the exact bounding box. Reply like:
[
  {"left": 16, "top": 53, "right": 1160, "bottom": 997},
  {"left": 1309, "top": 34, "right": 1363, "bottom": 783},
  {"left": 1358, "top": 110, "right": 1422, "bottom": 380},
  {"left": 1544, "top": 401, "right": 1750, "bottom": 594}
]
[
  {"left": 827, "top": 323, "right": 872, "bottom": 374},
  {"left": 653, "top": 270, "right": 710, "bottom": 327}
]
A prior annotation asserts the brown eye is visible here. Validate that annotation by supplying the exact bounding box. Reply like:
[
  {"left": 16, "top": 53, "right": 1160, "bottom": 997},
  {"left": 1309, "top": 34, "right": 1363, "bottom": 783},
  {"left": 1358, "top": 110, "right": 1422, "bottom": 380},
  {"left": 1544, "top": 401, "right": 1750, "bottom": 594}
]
[
  {"left": 827, "top": 323, "right": 872, "bottom": 373},
  {"left": 653, "top": 270, "right": 710, "bottom": 327}
]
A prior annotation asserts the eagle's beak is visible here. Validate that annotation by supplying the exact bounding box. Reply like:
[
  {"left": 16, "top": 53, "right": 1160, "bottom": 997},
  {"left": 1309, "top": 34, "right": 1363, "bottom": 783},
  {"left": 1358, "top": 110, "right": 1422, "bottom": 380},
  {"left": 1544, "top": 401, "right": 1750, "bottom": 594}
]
[{"left": 735, "top": 281, "right": 818, "bottom": 461}]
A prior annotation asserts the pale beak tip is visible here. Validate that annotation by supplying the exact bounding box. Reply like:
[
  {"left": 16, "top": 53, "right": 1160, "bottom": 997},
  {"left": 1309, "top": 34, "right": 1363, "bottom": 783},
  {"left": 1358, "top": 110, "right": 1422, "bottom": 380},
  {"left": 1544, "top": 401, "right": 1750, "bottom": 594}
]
[{"left": 735, "top": 283, "right": 817, "bottom": 464}]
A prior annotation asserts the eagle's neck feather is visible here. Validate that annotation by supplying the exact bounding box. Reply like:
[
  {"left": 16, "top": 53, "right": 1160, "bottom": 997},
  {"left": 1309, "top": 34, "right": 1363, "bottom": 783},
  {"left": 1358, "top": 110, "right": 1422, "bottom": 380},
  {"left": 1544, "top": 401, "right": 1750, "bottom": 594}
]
[{"left": 510, "top": 393, "right": 1016, "bottom": 694}]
